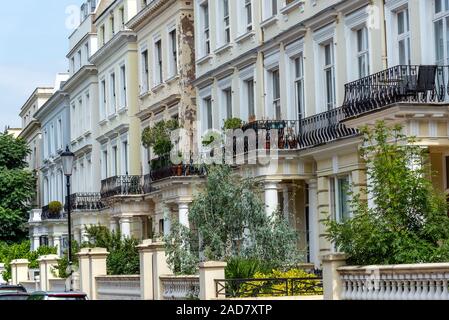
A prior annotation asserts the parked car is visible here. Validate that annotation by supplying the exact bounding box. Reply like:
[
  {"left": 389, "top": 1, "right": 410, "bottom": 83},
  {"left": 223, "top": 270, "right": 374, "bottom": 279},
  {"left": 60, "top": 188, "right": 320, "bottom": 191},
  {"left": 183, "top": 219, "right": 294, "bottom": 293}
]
[
  {"left": 27, "top": 291, "right": 88, "bottom": 300},
  {"left": 0, "top": 291, "right": 30, "bottom": 300},
  {"left": 0, "top": 284, "right": 27, "bottom": 293},
  {"left": 0, "top": 285, "right": 29, "bottom": 300}
]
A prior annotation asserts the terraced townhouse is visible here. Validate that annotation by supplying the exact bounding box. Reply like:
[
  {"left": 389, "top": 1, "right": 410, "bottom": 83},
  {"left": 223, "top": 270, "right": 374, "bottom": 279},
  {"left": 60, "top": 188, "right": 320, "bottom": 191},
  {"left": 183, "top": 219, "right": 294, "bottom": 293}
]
[{"left": 19, "top": 0, "right": 449, "bottom": 268}]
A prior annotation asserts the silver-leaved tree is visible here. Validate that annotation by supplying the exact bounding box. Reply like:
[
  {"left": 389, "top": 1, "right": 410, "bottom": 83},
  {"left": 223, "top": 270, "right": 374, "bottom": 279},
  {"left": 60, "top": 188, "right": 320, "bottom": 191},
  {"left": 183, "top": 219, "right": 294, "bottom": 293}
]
[{"left": 164, "top": 165, "right": 302, "bottom": 275}]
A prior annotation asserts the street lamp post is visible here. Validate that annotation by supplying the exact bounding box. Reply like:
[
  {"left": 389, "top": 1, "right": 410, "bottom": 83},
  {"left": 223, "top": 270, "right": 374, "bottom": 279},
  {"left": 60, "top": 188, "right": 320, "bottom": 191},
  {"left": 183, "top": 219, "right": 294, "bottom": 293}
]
[{"left": 61, "top": 146, "right": 75, "bottom": 292}]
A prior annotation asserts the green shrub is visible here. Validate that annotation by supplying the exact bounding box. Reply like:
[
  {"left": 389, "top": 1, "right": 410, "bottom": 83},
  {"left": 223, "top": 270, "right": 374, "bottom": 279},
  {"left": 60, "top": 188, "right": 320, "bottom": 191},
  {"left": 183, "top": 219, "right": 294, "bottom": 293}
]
[
  {"left": 0, "top": 240, "right": 56, "bottom": 281},
  {"left": 223, "top": 118, "right": 243, "bottom": 130},
  {"left": 48, "top": 201, "right": 62, "bottom": 214},
  {"left": 142, "top": 120, "right": 180, "bottom": 157},
  {"left": 225, "top": 257, "right": 273, "bottom": 279}
]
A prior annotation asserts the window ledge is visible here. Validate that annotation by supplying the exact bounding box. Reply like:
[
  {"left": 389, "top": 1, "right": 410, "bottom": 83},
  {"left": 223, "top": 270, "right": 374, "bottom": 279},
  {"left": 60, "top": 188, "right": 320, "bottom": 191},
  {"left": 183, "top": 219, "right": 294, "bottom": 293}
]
[
  {"left": 214, "top": 42, "right": 233, "bottom": 55},
  {"left": 235, "top": 30, "right": 256, "bottom": 44},
  {"left": 99, "top": 119, "right": 108, "bottom": 126},
  {"left": 166, "top": 74, "right": 180, "bottom": 85},
  {"left": 151, "top": 83, "right": 165, "bottom": 93},
  {"left": 280, "top": 0, "right": 305, "bottom": 15},
  {"left": 108, "top": 113, "right": 117, "bottom": 121},
  {"left": 76, "top": 136, "right": 84, "bottom": 142},
  {"left": 70, "top": 140, "right": 77, "bottom": 146},
  {"left": 118, "top": 107, "right": 128, "bottom": 115},
  {"left": 139, "top": 90, "right": 151, "bottom": 100},
  {"left": 260, "top": 15, "right": 279, "bottom": 29},
  {"left": 84, "top": 131, "right": 92, "bottom": 138},
  {"left": 196, "top": 54, "right": 213, "bottom": 66}
]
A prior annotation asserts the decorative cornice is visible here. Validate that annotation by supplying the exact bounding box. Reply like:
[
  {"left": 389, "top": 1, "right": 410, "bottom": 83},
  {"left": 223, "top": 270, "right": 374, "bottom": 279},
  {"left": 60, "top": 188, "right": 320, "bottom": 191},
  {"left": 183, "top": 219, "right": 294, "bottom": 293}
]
[
  {"left": 89, "top": 31, "right": 137, "bottom": 65},
  {"left": 34, "top": 90, "right": 70, "bottom": 121},
  {"left": 127, "top": 0, "right": 176, "bottom": 32},
  {"left": 61, "top": 65, "right": 98, "bottom": 92}
]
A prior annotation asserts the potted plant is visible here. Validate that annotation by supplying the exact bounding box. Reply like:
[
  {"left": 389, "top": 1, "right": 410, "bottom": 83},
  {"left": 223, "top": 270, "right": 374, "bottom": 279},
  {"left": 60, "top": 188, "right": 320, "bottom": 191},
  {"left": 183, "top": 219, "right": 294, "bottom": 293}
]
[
  {"left": 48, "top": 201, "right": 62, "bottom": 217},
  {"left": 223, "top": 117, "right": 243, "bottom": 131}
]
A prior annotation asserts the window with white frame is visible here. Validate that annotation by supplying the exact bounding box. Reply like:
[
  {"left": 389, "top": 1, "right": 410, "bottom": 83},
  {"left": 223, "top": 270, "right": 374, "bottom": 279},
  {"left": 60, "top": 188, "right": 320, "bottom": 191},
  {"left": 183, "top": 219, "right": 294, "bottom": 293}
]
[
  {"left": 77, "top": 50, "right": 82, "bottom": 69},
  {"left": 154, "top": 39, "right": 163, "bottom": 86},
  {"left": 239, "top": 0, "right": 253, "bottom": 34},
  {"left": 329, "top": 175, "right": 351, "bottom": 222},
  {"left": 109, "top": 72, "right": 116, "bottom": 114},
  {"left": 246, "top": 79, "right": 255, "bottom": 120},
  {"left": 120, "top": 65, "right": 127, "bottom": 108},
  {"left": 219, "top": 0, "right": 231, "bottom": 45},
  {"left": 271, "top": 69, "right": 281, "bottom": 120},
  {"left": 141, "top": 49, "right": 149, "bottom": 93},
  {"left": 263, "top": 0, "right": 278, "bottom": 20},
  {"left": 110, "top": 14, "right": 115, "bottom": 36},
  {"left": 122, "top": 140, "right": 129, "bottom": 174},
  {"left": 119, "top": 7, "right": 125, "bottom": 30},
  {"left": 323, "top": 42, "right": 336, "bottom": 110},
  {"left": 356, "top": 27, "right": 369, "bottom": 78},
  {"left": 168, "top": 28, "right": 178, "bottom": 77},
  {"left": 293, "top": 55, "right": 304, "bottom": 119},
  {"left": 223, "top": 87, "right": 233, "bottom": 120},
  {"left": 396, "top": 7, "right": 411, "bottom": 65},
  {"left": 100, "top": 25, "right": 105, "bottom": 45},
  {"left": 49, "top": 124, "right": 54, "bottom": 155},
  {"left": 112, "top": 145, "right": 118, "bottom": 176},
  {"left": 85, "top": 93, "right": 91, "bottom": 130},
  {"left": 57, "top": 118, "right": 62, "bottom": 150},
  {"left": 102, "top": 150, "right": 108, "bottom": 179},
  {"left": 434, "top": 0, "right": 449, "bottom": 65},
  {"left": 204, "top": 96, "right": 213, "bottom": 130},
  {"left": 100, "top": 79, "right": 106, "bottom": 120},
  {"left": 201, "top": 1, "right": 211, "bottom": 56},
  {"left": 85, "top": 43, "right": 89, "bottom": 61},
  {"left": 78, "top": 97, "right": 83, "bottom": 134}
]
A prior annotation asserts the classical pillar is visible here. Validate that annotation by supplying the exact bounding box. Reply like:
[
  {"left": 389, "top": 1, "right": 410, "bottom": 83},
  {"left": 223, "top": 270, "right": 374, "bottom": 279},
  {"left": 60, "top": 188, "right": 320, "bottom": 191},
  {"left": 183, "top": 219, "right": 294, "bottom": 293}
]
[
  {"left": 120, "top": 217, "right": 132, "bottom": 238},
  {"left": 77, "top": 248, "right": 109, "bottom": 300},
  {"left": 264, "top": 181, "right": 280, "bottom": 217},
  {"left": 110, "top": 218, "right": 119, "bottom": 234},
  {"left": 178, "top": 203, "right": 190, "bottom": 228},
  {"left": 33, "top": 236, "right": 40, "bottom": 251},
  {"left": 308, "top": 179, "right": 320, "bottom": 268},
  {"left": 53, "top": 235, "right": 61, "bottom": 257},
  {"left": 282, "top": 185, "right": 290, "bottom": 220},
  {"left": 164, "top": 210, "right": 171, "bottom": 236},
  {"left": 10, "top": 259, "right": 29, "bottom": 285}
]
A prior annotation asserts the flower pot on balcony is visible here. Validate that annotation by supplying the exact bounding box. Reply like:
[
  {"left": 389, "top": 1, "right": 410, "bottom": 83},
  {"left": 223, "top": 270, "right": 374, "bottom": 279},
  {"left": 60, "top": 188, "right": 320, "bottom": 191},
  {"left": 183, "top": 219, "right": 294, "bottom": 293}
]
[
  {"left": 177, "top": 164, "right": 183, "bottom": 176},
  {"left": 278, "top": 135, "right": 285, "bottom": 149}
]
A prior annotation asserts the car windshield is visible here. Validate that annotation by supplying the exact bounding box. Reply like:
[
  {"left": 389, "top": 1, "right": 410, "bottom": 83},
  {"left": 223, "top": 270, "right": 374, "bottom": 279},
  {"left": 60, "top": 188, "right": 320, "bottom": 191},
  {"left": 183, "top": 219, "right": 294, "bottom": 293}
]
[{"left": 47, "top": 296, "right": 86, "bottom": 300}]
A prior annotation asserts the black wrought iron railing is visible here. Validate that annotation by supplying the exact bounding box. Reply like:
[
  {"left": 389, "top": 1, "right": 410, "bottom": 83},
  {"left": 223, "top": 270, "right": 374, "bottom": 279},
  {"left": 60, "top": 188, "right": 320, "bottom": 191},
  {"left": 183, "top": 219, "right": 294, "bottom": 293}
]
[
  {"left": 41, "top": 205, "right": 67, "bottom": 221},
  {"left": 65, "top": 193, "right": 104, "bottom": 211},
  {"left": 299, "top": 107, "right": 358, "bottom": 148},
  {"left": 342, "top": 65, "right": 448, "bottom": 118},
  {"left": 215, "top": 277, "right": 323, "bottom": 298},
  {"left": 100, "top": 175, "right": 143, "bottom": 198},
  {"left": 240, "top": 120, "right": 301, "bottom": 150},
  {"left": 148, "top": 154, "right": 208, "bottom": 184}
]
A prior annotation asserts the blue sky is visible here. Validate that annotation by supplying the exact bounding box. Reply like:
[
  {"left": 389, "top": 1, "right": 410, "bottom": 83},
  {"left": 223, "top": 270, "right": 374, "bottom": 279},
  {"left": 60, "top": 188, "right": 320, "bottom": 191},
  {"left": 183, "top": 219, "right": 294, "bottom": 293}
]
[{"left": 0, "top": 0, "right": 82, "bottom": 131}]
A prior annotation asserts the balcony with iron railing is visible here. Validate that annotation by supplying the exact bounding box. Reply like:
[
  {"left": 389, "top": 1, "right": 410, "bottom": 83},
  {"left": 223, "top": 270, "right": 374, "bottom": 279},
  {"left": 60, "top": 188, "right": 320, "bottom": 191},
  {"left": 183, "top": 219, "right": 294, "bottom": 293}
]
[
  {"left": 100, "top": 175, "right": 144, "bottom": 199},
  {"left": 342, "top": 65, "right": 448, "bottom": 119},
  {"left": 41, "top": 205, "right": 67, "bottom": 221},
  {"left": 147, "top": 154, "right": 208, "bottom": 186},
  {"left": 65, "top": 193, "right": 105, "bottom": 211}
]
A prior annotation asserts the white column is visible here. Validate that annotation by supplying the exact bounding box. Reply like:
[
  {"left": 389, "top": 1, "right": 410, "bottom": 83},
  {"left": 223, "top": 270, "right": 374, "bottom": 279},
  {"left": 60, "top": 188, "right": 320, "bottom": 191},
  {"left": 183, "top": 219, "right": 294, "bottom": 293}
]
[
  {"left": 33, "top": 236, "right": 40, "bottom": 251},
  {"left": 53, "top": 236, "right": 61, "bottom": 256},
  {"left": 120, "top": 217, "right": 132, "bottom": 238},
  {"left": 178, "top": 203, "right": 190, "bottom": 228},
  {"left": 282, "top": 185, "right": 289, "bottom": 220},
  {"left": 163, "top": 208, "right": 171, "bottom": 236},
  {"left": 308, "top": 179, "right": 319, "bottom": 268},
  {"left": 110, "top": 218, "right": 119, "bottom": 234},
  {"left": 264, "top": 181, "right": 279, "bottom": 217}
]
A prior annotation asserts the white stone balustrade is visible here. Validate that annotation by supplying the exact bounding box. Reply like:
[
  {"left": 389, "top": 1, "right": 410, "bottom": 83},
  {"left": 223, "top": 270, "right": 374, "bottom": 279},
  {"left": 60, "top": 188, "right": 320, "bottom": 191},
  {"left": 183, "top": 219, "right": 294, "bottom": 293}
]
[
  {"left": 160, "top": 275, "right": 200, "bottom": 300},
  {"left": 339, "top": 264, "right": 449, "bottom": 300},
  {"left": 95, "top": 275, "right": 142, "bottom": 300}
]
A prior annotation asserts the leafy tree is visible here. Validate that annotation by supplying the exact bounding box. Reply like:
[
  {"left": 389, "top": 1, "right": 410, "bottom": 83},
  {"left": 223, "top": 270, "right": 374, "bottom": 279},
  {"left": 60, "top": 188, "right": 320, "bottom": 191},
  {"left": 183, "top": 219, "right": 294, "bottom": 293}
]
[
  {"left": 0, "top": 133, "right": 36, "bottom": 243},
  {"left": 83, "top": 225, "right": 140, "bottom": 275},
  {"left": 325, "top": 121, "right": 449, "bottom": 265},
  {"left": 0, "top": 240, "right": 56, "bottom": 281},
  {"left": 165, "top": 165, "right": 303, "bottom": 274},
  {"left": 142, "top": 119, "right": 180, "bottom": 157}
]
